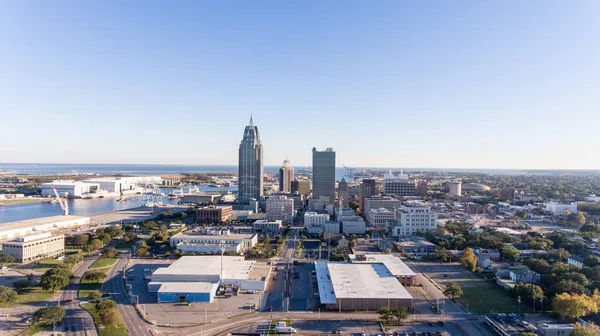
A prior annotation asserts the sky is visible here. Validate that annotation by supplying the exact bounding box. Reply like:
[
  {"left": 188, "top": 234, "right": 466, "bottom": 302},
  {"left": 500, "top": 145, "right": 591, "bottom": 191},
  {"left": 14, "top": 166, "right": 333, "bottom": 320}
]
[{"left": 1, "top": 1, "right": 599, "bottom": 170}]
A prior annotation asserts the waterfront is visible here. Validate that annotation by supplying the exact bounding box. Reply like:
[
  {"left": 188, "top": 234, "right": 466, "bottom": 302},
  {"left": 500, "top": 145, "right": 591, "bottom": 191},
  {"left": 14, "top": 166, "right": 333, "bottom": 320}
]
[{"left": 0, "top": 185, "right": 236, "bottom": 224}]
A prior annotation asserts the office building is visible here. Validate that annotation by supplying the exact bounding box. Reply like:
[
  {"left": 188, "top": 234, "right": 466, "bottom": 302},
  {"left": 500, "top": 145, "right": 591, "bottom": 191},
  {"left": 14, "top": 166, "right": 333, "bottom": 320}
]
[
  {"left": 383, "top": 172, "right": 416, "bottom": 196},
  {"left": 266, "top": 196, "right": 295, "bottom": 224},
  {"left": 448, "top": 182, "right": 462, "bottom": 196},
  {"left": 291, "top": 180, "right": 311, "bottom": 196},
  {"left": 252, "top": 220, "right": 283, "bottom": 233},
  {"left": 391, "top": 205, "right": 437, "bottom": 237},
  {"left": 196, "top": 206, "right": 233, "bottom": 223},
  {"left": 312, "top": 147, "right": 336, "bottom": 204},
  {"left": 278, "top": 159, "right": 294, "bottom": 193},
  {"left": 367, "top": 208, "right": 395, "bottom": 226},
  {"left": 338, "top": 178, "right": 349, "bottom": 208},
  {"left": 363, "top": 197, "right": 402, "bottom": 216},
  {"left": 359, "top": 179, "right": 376, "bottom": 214},
  {"left": 1, "top": 233, "right": 65, "bottom": 263},
  {"left": 149, "top": 256, "right": 271, "bottom": 303},
  {"left": 304, "top": 212, "right": 330, "bottom": 228},
  {"left": 340, "top": 215, "right": 366, "bottom": 234},
  {"left": 238, "top": 116, "right": 264, "bottom": 202}
]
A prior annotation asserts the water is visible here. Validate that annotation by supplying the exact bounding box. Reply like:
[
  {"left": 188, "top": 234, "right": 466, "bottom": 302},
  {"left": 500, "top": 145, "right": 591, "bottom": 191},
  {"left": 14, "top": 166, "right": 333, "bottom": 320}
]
[{"left": 0, "top": 185, "right": 237, "bottom": 224}]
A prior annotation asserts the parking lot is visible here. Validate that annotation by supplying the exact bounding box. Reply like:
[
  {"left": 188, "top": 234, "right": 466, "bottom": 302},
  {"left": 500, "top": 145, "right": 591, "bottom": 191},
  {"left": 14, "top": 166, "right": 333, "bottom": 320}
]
[
  {"left": 385, "top": 321, "right": 461, "bottom": 336},
  {"left": 301, "top": 240, "right": 328, "bottom": 260},
  {"left": 123, "top": 259, "right": 265, "bottom": 325},
  {"left": 289, "top": 262, "right": 320, "bottom": 311}
]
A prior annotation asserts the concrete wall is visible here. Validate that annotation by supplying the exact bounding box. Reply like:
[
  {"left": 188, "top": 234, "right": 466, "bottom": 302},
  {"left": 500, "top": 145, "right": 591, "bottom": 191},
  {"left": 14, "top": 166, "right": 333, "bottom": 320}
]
[{"left": 327, "top": 297, "right": 412, "bottom": 311}]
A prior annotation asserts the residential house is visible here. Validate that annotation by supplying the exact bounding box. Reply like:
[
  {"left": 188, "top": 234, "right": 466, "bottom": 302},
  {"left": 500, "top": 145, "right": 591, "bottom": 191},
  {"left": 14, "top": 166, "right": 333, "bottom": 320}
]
[
  {"left": 510, "top": 267, "right": 541, "bottom": 284},
  {"left": 568, "top": 255, "right": 585, "bottom": 268}
]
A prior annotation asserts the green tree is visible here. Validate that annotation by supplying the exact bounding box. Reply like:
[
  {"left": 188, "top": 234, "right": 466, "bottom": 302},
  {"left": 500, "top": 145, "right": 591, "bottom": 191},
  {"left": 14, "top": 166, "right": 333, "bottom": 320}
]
[
  {"left": 40, "top": 267, "right": 71, "bottom": 291},
  {"left": 102, "top": 247, "right": 118, "bottom": 258},
  {"left": 83, "top": 270, "right": 107, "bottom": 283},
  {"left": 573, "top": 322, "right": 600, "bottom": 336},
  {"left": 98, "top": 232, "right": 112, "bottom": 244},
  {"left": 0, "top": 286, "right": 18, "bottom": 303},
  {"left": 32, "top": 306, "right": 65, "bottom": 326},
  {"left": 443, "top": 282, "right": 463, "bottom": 299},
  {"left": 502, "top": 246, "right": 520, "bottom": 261},
  {"left": 97, "top": 299, "right": 117, "bottom": 311},
  {"left": 12, "top": 279, "right": 30, "bottom": 291},
  {"left": 576, "top": 213, "right": 586, "bottom": 225},
  {"left": 585, "top": 255, "right": 600, "bottom": 267},
  {"left": 377, "top": 306, "right": 394, "bottom": 324},
  {"left": 123, "top": 232, "right": 137, "bottom": 242},
  {"left": 0, "top": 253, "right": 16, "bottom": 264},
  {"left": 73, "top": 234, "right": 90, "bottom": 246},
  {"left": 552, "top": 293, "right": 599, "bottom": 319},
  {"left": 86, "top": 239, "right": 103, "bottom": 252},
  {"left": 548, "top": 248, "right": 571, "bottom": 262},
  {"left": 392, "top": 307, "right": 408, "bottom": 326},
  {"left": 513, "top": 284, "right": 544, "bottom": 310},
  {"left": 87, "top": 290, "right": 102, "bottom": 301},
  {"left": 460, "top": 248, "right": 477, "bottom": 272},
  {"left": 100, "top": 307, "right": 122, "bottom": 327},
  {"left": 65, "top": 252, "right": 83, "bottom": 267},
  {"left": 433, "top": 248, "right": 452, "bottom": 262},
  {"left": 523, "top": 258, "right": 550, "bottom": 274}
]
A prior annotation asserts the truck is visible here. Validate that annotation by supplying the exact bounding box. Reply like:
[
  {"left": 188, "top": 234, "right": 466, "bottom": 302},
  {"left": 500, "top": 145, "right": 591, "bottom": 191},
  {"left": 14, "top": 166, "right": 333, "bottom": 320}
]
[{"left": 275, "top": 327, "right": 297, "bottom": 334}]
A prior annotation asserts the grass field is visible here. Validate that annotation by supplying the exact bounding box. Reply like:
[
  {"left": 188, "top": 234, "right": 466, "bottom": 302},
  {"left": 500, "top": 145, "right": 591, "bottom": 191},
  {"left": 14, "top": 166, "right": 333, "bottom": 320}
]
[
  {"left": 31, "top": 258, "right": 64, "bottom": 273},
  {"left": 82, "top": 303, "right": 129, "bottom": 336},
  {"left": 79, "top": 268, "right": 111, "bottom": 299},
  {"left": 0, "top": 286, "right": 54, "bottom": 308},
  {"left": 90, "top": 258, "right": 117, "bottom": 269}
]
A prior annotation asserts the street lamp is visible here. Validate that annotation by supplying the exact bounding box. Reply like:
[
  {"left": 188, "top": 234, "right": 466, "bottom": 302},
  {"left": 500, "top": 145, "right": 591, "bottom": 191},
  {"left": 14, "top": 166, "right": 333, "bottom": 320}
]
[{"left": 517, "top": 296, "right": 521, "bottom": 314}]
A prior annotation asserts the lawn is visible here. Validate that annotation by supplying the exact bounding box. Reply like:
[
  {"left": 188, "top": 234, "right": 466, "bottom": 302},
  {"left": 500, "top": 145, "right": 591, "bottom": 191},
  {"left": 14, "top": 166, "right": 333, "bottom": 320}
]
[
  {"left": 79, "top": 268, "right": 111, "bottom": 299},
  {"left": 31, "top": 258, "right": 64, "bottom": 273},
  {"left": 459, "top": 284, "right": 520, "bottom": 313},
  {"left": 20, "top": 323, "right": 51, "bottom": 336},
  {"left": 82, "top": 303, "right": 129, "bottom": 336},
  {"left": 0, "top": 287, "right": 54, "bottom": 308},
  {"left": 90, "top": 258, "right": 117, "bottom": 269}
]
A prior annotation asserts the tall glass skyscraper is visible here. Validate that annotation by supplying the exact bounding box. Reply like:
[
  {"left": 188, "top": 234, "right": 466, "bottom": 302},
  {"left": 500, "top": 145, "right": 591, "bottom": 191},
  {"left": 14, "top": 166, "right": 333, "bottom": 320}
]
[
  {"left": 238, "top": 116, "right": 264, "bottom": 202},
  {"left": 312, "top": 147, "right": 336, "bottom": 203}
]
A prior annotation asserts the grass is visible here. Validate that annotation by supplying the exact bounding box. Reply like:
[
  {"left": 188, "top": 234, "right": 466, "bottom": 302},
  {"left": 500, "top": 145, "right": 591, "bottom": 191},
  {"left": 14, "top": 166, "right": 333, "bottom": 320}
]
[
  {"left": 90, "top": 258, "right": 117, "bottom": 269},
  {"left": 79, "top": 268, "right": 111, "bottom": 299},
  {"left": 459, "top": 284, "right": 520, "bottom": 313},
  {"left": 31, "top": 258, "right": 64, "bottom": 273},
  {"left": 82, "top": 303, "right": 129, "bottom": 336},
  {"left": 0, "top": 286, "right": 54, "bottom": 308},
  {"left": 19, "top": 323, "right": 51, "bottom": 336}
]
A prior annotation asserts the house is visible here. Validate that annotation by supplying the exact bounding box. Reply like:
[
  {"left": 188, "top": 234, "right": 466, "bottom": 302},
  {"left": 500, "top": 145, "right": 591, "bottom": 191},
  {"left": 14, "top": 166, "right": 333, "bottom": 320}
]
[
  {"left": 518, "top": 249, "right": 548, "bottom": 259},
  {"left": 509, "top": 267, "right": 541, "bottom": 284},
  {"left": 568, "top": 255, "right": 585, "bottom": 268},
  {"left": 476, "top": 254, "right": 494, "bottom": 271},
  {"left": 477, "top": 248, "right": 501, "bottom": 261}
]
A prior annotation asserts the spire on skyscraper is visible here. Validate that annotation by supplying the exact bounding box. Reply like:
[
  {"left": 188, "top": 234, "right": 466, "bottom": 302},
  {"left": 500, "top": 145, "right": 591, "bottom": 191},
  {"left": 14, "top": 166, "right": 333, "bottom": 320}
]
[{"left": 249, "top": 114, "right": 254, "bottom": 126}]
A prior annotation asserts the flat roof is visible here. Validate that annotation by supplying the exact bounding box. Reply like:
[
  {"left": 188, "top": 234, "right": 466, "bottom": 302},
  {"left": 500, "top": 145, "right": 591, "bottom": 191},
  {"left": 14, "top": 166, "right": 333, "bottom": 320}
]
[
  {"left": 152, "top": 256, "right": 257, "bottom": 280},
  {"left": 317, "top": 262, "right": 412, "bottom": 301},
  {"left": 158, "top": 282, "right": 217, "bottom": 294},
  {"left": 348, "top": 254, "right": 416, "bottom": 277},
  {"left": 172, "top": 232, "right": 256, "bottom": 240},
  {"left": 0, "top": 215, "right": 90, "bottom": 231}
]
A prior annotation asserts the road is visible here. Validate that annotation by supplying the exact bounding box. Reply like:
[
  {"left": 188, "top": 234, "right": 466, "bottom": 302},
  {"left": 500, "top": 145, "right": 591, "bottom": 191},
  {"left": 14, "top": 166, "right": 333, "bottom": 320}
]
[
  {"left": 103, "top": 256, "right": 154, "bottom": 336},
  {"left": 61, "top": 256, "right": 100, "bottom": 336}
]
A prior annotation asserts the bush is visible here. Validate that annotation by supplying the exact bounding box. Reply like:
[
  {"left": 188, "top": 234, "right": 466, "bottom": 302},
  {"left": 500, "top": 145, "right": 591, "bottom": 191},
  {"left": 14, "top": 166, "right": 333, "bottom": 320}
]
[
  {"left": 0, "top": 286, "right": 17, "bottom": 303},
  {"left": 84, "top": 270, "right": 107, "bottom": 283},
  {"left": 0, "top": 253, "right": 16, "bottom": 264},
  {"left": 12, "top": 279, "right": 31, "bottom": 291},
  {"left": 87, "top": 290, "right": 102, "bottom": 301}
]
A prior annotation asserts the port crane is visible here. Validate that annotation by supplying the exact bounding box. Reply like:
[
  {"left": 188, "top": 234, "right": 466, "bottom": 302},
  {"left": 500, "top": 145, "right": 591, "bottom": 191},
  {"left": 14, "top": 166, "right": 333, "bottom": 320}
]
[{"left": 51, "top": 184, "right": 69, "bottom": 216}]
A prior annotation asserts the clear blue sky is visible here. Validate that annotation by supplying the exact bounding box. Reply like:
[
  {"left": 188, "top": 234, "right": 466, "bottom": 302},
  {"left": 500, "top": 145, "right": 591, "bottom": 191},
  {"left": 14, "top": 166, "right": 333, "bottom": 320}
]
[{"left": 1, "top": 1, "right": 599, "bottom": 169}]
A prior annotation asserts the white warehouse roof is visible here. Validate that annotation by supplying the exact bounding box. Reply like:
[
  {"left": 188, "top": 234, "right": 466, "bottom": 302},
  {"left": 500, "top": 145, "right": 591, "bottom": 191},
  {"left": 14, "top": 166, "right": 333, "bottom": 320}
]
[
  {"left": 152, "top": 256, "right": 256, "bottom": 280},
  {"left": 348, "top": 254, "right": 416, "bottom": 277}
]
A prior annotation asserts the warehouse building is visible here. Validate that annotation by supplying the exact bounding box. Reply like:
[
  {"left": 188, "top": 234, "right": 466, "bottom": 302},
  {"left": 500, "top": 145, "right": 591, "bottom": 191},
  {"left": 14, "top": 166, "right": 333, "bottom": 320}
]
[
  {"left": 0, "top": 216, "right": 90, "bottom": 242},
  {"left": 348, "top": 253, "right": 416, "bottom": 285},
  {"left": 41, "top": 181, "right": 100, "bottom": 198},
  {"left": 1, "top": 233, "right": 65, "bottom": 263},
  {"left": 315, "top": 261, "right": 413, "bottom": 311},
  {"left": 170, "top": 229, "right": 258, "bottom": 254},
  {"left": 149, "top": 256, "right": 271, "bottom": 303}
]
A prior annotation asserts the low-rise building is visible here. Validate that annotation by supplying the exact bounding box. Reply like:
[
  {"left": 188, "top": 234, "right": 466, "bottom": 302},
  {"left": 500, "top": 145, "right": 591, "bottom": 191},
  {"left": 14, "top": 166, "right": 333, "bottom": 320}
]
[
  {"left": 391, "top": 205, "right": 437, "bottom": 237},
  {"left": 363, "top": 197, "right": 402, "bottom": 216},
  {"left": 568, "top": 255, "right": 585, "bottom": 267},
  {"left": 397, "top": 237, "right": 437, "bottom": 256},
  {"left": 340, "top": 216, "right": 366, "bottom": 234},
  {"left": 304, "top": 212, "right": 330, "bottom": 227},
  {"left": 0, "top": 216, "right": 90, "bottom": 242},
  {"left": 545, "top": 202, "right": 578, "bottom": 215},
  {"left": 252, "top": 220, "right": 283, "bottom": 233},
  {"left": 181, "top": 194, "right": 222, "bottom": 204},
  {"left": 0, "top": 233, "right": 65, "bottom": 263},
  {"left": 196, "top": 206, "right": 233, "bottom": 223},
  {"left": 509, "top": 267, "right": 541, "bottom": 284},
  {"left": 476, "top": 255, "right": 493, "bottom": 270},
  {"left": 367, "top": 208, "right": 395, "bottom": 227},
  {"left": 538, "top": 323, "right": 574, "bottom": 336},
  {"left": 477, "top": 248, "right": 501, "bottom": 261},
  {"left": 170, "top": 229, "right": 257, "bottom": 254},
  {"left": 266, "top": 196, "right": 295, "bottom": 224}
]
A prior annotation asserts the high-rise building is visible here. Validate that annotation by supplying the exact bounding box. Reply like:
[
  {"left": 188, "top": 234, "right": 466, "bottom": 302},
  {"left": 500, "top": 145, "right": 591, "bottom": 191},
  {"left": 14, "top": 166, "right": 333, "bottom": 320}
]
[
  {"left": 312, "top": 147, "right": 336, "bottom": 204},
  {"left": 266, "top": 196, "right": 295, "bottom": 224},
  {"left": 383, "top": 171, "right": 416, "bottom": 196},
  {"left": 278, "top": 159, "right": 294, "bottom": 193},
  {"left": 238, "top": 116, "right": 264, "bottom": 203},
  {"left": 291, "top": 180, "right": 311, "bottom": 196},
  {"left": 359, "top": 179, "right": 376, "bottom": 214},
  {"left": 338, "top": 177, "right": 349, "bottom": 208}
]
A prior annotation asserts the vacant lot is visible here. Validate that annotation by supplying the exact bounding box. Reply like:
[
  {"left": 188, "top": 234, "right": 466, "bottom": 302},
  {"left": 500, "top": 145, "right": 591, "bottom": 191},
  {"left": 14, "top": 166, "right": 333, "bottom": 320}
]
[{"left": 421, "top": 262, "right": 519, "bottom": 313}]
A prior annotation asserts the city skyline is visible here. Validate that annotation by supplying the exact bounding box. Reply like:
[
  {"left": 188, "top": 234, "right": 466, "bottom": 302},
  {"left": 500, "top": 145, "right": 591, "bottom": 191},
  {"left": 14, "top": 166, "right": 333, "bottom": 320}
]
[{"left": 2, "top": 1, "right": 599, "bottom": 169}]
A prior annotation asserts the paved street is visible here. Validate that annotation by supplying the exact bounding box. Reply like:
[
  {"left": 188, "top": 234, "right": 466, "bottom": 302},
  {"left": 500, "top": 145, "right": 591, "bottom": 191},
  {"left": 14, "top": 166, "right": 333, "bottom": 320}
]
[{"left": 61, "top": 255, "right": 100, "bottom": 336}]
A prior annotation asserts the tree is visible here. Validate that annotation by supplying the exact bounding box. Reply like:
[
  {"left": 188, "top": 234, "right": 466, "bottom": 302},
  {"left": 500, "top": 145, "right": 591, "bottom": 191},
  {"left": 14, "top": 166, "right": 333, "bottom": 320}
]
[
  {"left": 552, "top": 293, "right": 598, "bottom": 319},
  {"left": 523, "top": 258, "right": 550, "bottom": 274},
  {"left": 576, "top": 213, "right": 586, "bottom": 225},
  {"left": 40, "top": 267, "right": 71, "bottom": 291},
  {"left": 573, "top": 322, "right": 600, "bottom": 336},
  {"left": 377, "top": 307, "right": 394, "bottom": 324},
  {"left": 136, "top": 246, "right": 150, "bottom": 257},
  {"left": 585, "top": 255, "right": 600, "bottom": 267},
  {"left": 98, "top": 232, "right": 112, "bottom": 244},
  {"left": 433, "top": 248, "right": 452, "bottom": 263},
  {"left": 123, "top": 232, "right": 137, "bottom": 242},
  {"left": 65, "top": 253, "right": 83, "bottom": 267},
  {"left": 84, "top": 270, "right": 107, "bottom": 283},
  {"left": 87, "top": 290, "right": 102, "bottom": 301},
  {"left": 502, "top": 246, "right": 520, "bottom": 261},
  {"left": 0, "top": 253, "right": 16, "bottom": 264},
  {"left": 32, "top": 306, "right": 65, "bottom": 326},
  {"left": 443, "top": 282, "right": 463, "bottom": 299},
  {"left": 99, "top": 307, "right": 122, "bottom": 327},
  {"left": 12, "top": 279, "right": 30, "bottom": 291},
  {"left": 392, "top": 307, "right": 408, "bottom": 326},
  {"left": 460, "top": 248, "right": 477, "bottom": 272},
  {"left": 103, "top": 247, "right": 118, "bottom": 258},
  {"left": 548, "top": 248, "right": 571, "bottom": 262},
  {"left": 0, "top": 286, "right": 18, "bottom": 303},
  {"left": 73, "top": 234, "right": 90, "bottom": 246},
  {"left": 103, "top": 226, "right": 123, "bottom": 238},
  {"left": 513, "top": 284, "right": 543, "bottom": 309},
  {"left": 97, "top": 299, "right": 118, "bottom": 311},
  {"left": 86, "top": 239, "right": 103, "bottom": 252}
]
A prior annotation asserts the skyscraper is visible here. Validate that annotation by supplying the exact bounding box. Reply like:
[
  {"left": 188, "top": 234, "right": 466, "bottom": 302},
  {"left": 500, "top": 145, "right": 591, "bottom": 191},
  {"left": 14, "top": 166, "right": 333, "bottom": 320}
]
[
  {"left": 238, "top": 116, "right": 264, "bottom": 202},
  {"left": 338, "top": 177, "right": 349, "bottom": 207},
  {"left": 312, "top": 147, "right": 336, "bottom": 204},
  {"left": 359, "top": 179, "right": 376, "bottom": 214},
  {"left": 278, "top": 158, "right": 294, "bottom": 193}
]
